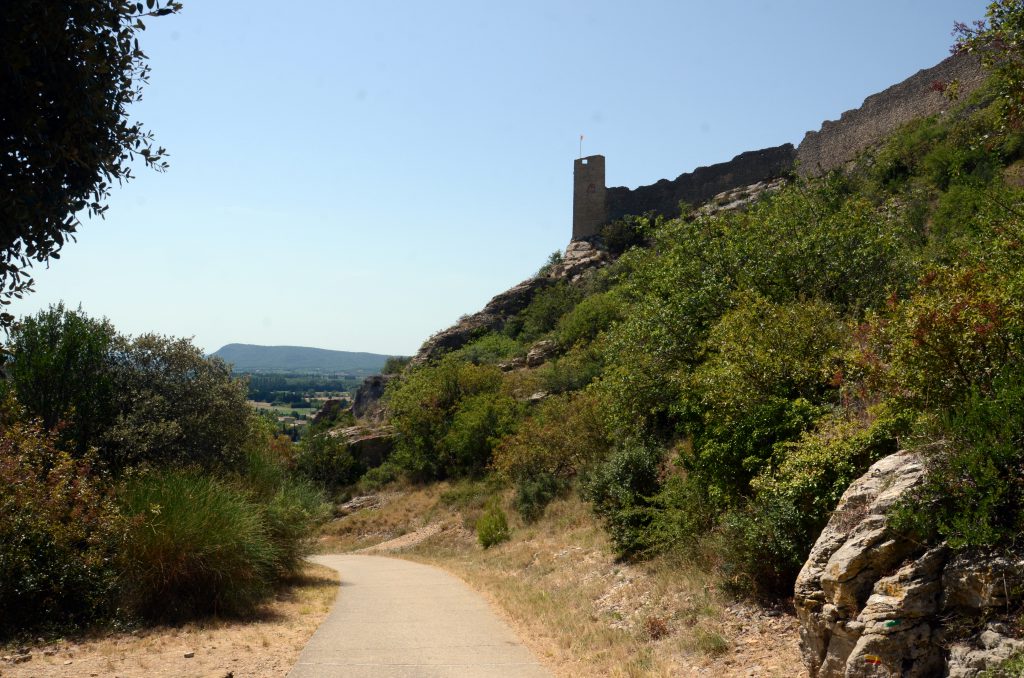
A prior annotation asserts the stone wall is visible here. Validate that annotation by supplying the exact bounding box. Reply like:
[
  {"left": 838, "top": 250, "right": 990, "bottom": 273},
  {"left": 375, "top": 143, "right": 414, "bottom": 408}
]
[
  {"left": 572, "top": 51, "right": 987, "bottom": 239},
  {"left": 604, "top": 144, "right": 797, "bottom": 223},
  {"left": 796, "top": 52, "right": 986, "bottom": 176}
]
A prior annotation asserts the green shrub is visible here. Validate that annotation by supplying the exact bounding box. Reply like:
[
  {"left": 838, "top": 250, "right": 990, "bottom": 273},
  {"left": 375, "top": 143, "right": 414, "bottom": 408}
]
[
  {"left": 386, "top": 356, "right": 505, "bottom": 480},
  {"left": 555, "top": 291, "right": 623, "bottom": 348},
  {"left": 537, "top": 343, "right": 605, "bottom": 394},
  {"left": 494, "top": 390, "right": 610, "bottom": 483},
  {"left": 381, "top": 355, "right": 411, "bottom": 374},
  {"left": 294, "top": 431, "right": 365, "bottom": 489},
  {"left": 242, "top": 439, "right": 329, "bottom": 576},
  {"left": 440, "top": 392, "right": 522, "bottom": 477},
  {"left": 891, "top": 369, "right": 1024, "bottom": 550},
  {"left": 357, "top": 460, "right": 401, "bottom": 492},
  {"left": 4, "top": 303, "right": 116, "bottom": 455},
  {"left": 583, "top": 442, "right": 664, "bottom": 558},
  {"left": 454, "top": 332, "right": 523, "bottom": 365},
  {"left": 600, "top": 214, "right": 653, "bottom": 255},
  {"left": 513, "top": 471, "right": 564, "bottom": 523},
  {"left": 509, "top": 281, "right": 584, "bottom": 342},
  {"left": 476, "top": 500, "right": 511, "bottom": 548},
  {"left": 717, "top": 493, "right": 809, "bottom": 599},
  {"left": 118, "top": 470, "right": 278, "bottom": 620},
  {"left": 0, "top": 418, "right": 120, "bottom": 636}
]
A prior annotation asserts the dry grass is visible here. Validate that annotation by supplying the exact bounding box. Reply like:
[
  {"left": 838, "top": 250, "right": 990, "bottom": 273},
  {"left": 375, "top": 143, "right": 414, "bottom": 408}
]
[
  {"left": 0, "top": 563, "right": 339, "bottom": 678},
  {"left": 323, "top": 484, "right": 805, "bottom": 677}
]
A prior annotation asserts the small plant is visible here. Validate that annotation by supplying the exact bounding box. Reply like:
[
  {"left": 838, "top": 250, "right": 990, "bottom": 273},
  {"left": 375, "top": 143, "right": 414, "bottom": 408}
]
[
  {"left": 643, "top": 614, "right": 670, "bottom": 640},
  {"left": 476, "top": 500, "right": 511, "bottom": 549}
]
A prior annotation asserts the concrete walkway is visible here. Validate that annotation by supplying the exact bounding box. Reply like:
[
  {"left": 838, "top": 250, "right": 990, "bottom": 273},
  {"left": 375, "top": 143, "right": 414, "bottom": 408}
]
[{"left": 288, "top": 554, "right": 551, "bottom": 678}]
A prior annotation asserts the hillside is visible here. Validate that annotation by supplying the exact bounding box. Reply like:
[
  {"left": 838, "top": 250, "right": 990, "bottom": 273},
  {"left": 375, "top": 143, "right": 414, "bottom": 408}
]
[
  {"left": 319, "top": 30, "right": 1024, "bottom": 677},
  {"left": 212, "top": 343, "right": 393, "bottom": 374}
]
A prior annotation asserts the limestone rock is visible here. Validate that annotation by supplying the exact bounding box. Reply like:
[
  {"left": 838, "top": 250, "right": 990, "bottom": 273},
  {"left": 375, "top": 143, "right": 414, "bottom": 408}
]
[
  {"left": 948, "top": 624, "right": 1024, "bottom": 678},
  {"left": 794, "top": 450, "right": 931, "bottom": 677},
  {"left": 413, "top": 276, "right": 553, "bottom": 364},
  {"left": 526, "top": 339, "right": 558, "bottom": 367},
  {"left": 796, "top": 449, "right": 1024, "bottom": 677},
  {"left": 352, "top": 374, "right": 396, "bottom": 424},
  {"left": 328, "top": 424, "right": 396, "bottom": 468},
  {"left": 549, "top": 240, "right": 610, "bottom": 282},
  {"left": 942, "top": 552, "right": 1024, "bottom": 613}
]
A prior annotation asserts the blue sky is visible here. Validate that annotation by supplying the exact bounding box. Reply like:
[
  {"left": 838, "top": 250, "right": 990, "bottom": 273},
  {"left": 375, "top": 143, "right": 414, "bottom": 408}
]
[{"left": 12, "top": 1, "right": 988, "bottom": 356}]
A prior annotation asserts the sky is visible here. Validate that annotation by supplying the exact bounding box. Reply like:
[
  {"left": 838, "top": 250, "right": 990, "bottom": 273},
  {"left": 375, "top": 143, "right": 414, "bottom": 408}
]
[{"left": 11, "top": 0, "right": 990, "bottom": 356}]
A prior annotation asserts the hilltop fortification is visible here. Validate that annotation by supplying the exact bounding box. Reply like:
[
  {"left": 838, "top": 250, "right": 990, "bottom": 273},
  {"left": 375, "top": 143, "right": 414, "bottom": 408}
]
[{"left": 572, "top": 52, "right": 986, "bottom": 240}]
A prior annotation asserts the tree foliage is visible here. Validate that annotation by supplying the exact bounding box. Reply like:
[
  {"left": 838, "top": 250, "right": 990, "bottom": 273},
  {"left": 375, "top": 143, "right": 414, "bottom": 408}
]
[{"left": 0, "top": 0, "right": 181, "bottom": 324}]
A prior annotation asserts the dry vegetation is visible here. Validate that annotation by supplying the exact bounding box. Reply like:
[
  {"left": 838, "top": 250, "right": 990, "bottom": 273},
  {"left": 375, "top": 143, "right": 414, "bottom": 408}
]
[
  {"left": 318, "top": 484, "right": 802, "bottom": 677},
  {"left": 0, "top": 563, "right": 338, "bottom": 678}
]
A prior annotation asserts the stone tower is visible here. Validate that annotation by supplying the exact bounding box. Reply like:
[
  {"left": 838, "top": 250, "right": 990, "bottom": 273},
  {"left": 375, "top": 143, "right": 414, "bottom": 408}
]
[{"left": 573, "top": 155, "right": 606, "bottom": 240}]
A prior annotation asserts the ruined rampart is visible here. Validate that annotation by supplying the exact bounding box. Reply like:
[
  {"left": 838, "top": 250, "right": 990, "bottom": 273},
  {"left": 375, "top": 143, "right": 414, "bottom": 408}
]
[
  {"left": 574, "top": 51, "right": 987, "bottom": 239},
  {"left": 796, "top": 52, "right": 986, "bottom": 176},
  {"left": 604, "top": 144, "right": 797, "bottom": 225}
]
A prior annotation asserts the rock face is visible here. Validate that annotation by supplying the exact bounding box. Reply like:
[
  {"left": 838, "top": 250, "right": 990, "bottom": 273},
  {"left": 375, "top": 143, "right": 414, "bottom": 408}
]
[
  {"left": 329, "top": 424, "right": 396, "bottom": 468},
  {"left": 412, "top": 276, "right": 553, "bottom": 365},
  {"left": 412, "top": 241, "right": 611, "bottom": 366},
  {"left": 352, "top": 374, "right": 395, "bottom": 424},
  {"left": 796, "top": 450, "right": 1024, "bottom": 677}
]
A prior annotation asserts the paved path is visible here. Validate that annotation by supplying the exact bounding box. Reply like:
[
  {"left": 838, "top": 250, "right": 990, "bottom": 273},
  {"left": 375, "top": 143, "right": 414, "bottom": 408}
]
[{"left": 288, "top": 554, "right": 551, "bottom": 678}]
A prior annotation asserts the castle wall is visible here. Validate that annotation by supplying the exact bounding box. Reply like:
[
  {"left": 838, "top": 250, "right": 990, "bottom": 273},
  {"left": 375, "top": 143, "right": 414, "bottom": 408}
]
[
  {"left": 796, "top": 52, "right": 986, "bottom": 176},
  {"left": 571, "top": 51, "right": 988, "bottom": 241},
  {"left": 604, "top": 144, "right": 797, "bottom": 224}
]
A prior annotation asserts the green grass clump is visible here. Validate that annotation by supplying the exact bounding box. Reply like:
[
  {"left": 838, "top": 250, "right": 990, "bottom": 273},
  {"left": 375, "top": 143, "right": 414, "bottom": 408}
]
[
  {"left": 118, "top": 470, "right": 278, "bottom": 620},
  {"left": 476, "top": 500, "right": 511, "bottom": 549}
]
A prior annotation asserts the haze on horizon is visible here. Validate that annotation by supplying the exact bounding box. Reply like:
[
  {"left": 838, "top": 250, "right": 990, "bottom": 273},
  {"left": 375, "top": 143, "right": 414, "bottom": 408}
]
[{"left": 8, "top": 0, "right": 989, "bottom": 356}]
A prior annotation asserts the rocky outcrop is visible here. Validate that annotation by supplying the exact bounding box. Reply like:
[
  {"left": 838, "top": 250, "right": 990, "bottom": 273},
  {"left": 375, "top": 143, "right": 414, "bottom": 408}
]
[
  {"left": 695, "top": 177, "right": 788, "bottom": 218},
  {"left": 547, "top": 240, "right": 611, "bottom": 282},
  {"left": 329, "top": 424, "right": 396, "bottom": 468},
  {"left": 352, "top": 374, "right": 396, "bottom": 424},
  {"left": 525, "top": 339, "right": 558, "bottom": 367},
  {"left": 412, "top": 276, "right": 554, "bottom": 365},
  {"left": 796, "top": 450, "right": 1024, "bottom": 677},
  {"left": 412, "top": 241, "right": 613, "bottom": 366}
]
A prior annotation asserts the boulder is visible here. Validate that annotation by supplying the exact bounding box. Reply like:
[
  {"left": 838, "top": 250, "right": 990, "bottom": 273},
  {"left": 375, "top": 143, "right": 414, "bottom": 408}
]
[
  {"left": 526, "top": 339, "right": 558, "bottom": 367},
  {"left": 796, "top": 449, "right": 1024, "bottom": 677}
]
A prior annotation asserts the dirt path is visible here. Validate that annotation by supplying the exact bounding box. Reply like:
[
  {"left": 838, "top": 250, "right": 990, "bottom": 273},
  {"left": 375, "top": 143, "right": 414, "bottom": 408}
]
[{"left": 288, "top": 554, "right": 551, "bottom": 678}]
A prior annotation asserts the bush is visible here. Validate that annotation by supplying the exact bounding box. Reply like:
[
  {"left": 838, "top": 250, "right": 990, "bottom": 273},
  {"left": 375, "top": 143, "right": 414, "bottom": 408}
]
[
  {"left": 242, "top": 437, "right": 329, "bottom": 576},
  {"left": 509, "top": 281, "right": 583, "bottom": 342},
  {"left": 440, "top": 392, "right": 522, "bottom": 477},
  {"left": 513, "top": 471, "right": 564, "bottom": 523},
  {"left": 454, "top": 332, "right": 523, "bottom": 365},
  {"left": 294, "top": 431, "right": 365, "bottom": 490},
  {"left": 118, "top": 470, "right": 278, "bottom": 620},
  {"left": 3, "top": 303, "right": 116, "bottom": 454},
  {"left": 381, "top": 355, "right": 411, "bottom": 374},
  {"left": 494, "top": 389, "right": 611, "bottom": 520},
  {"left": 476, "top": 500, "right": 511, "bottom": 549},
  {"left": 4, "top": 305, "right": 255, "bottom": 473},
  {"left": 583, "top": 442, "right": 664, "bottom": 558},
  {"left": 891, "top": 369, "right": 1024, "bottom": 550},
  {"left": 386, "top": 356, "right": 505, "bottom": 480},
  {"left": 717, "top": 493, "right": 809, "bottom": 599},
  {"left": 555, "top": 291, "right": 623, "bottom": 348},
  {"left": 0, "top": 418, "right": 120, "bottom": 636},
  {"left": 357, "top": 460, "right": 401, "bottom": 492}
]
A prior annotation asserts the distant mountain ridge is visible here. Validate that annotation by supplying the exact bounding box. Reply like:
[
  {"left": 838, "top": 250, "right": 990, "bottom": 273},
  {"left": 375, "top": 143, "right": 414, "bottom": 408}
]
[{"left": 211, "top": 343, "right": 393, "bottom": 374}]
